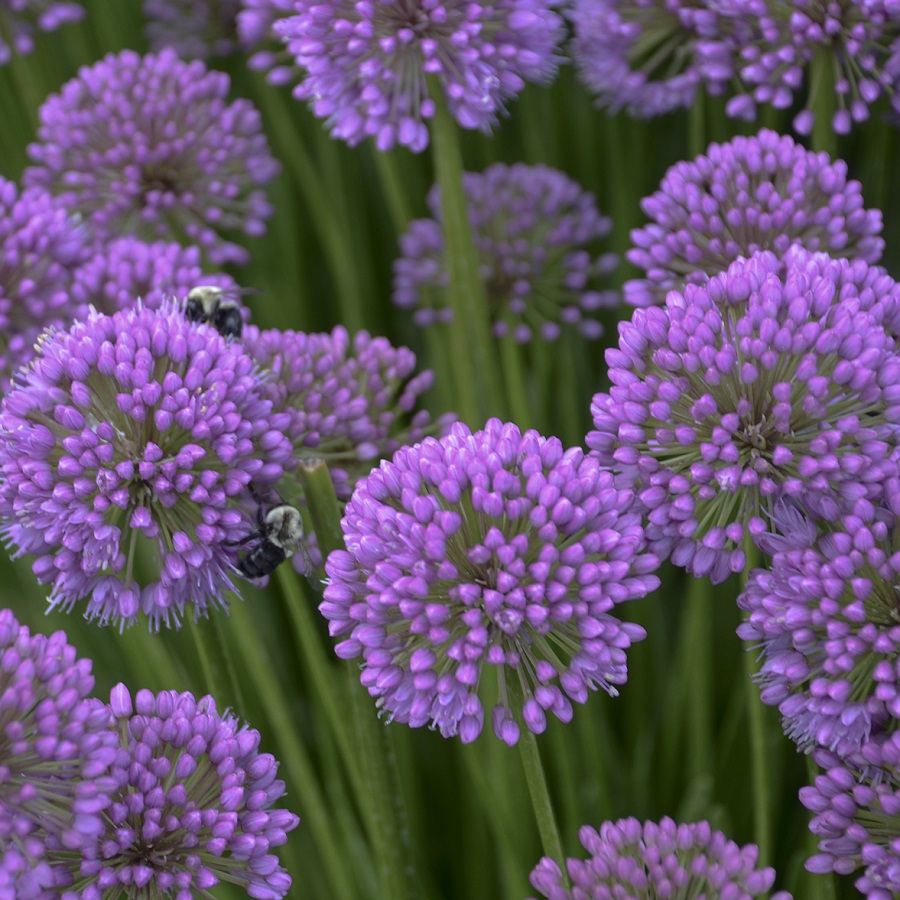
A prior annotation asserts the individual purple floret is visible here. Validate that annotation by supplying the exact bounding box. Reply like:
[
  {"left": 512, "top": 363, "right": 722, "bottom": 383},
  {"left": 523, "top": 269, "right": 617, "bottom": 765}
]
[
  {"left": 725, "top": 2, "right": 900, "bottom": 136},
  {"left": 0, "top": 610, "right": 117, "bottom": 897},
  {"left": 0, "top": 178, "right": 89, "bottom": 384},
  {"left": 566, "top": 0, "right": 746, "bottom": 117},
  {"left": 321, "top": 419, "right": 659, "bottom": 745},
  {"left": 0, "top": 0, "right": 84, "bottom": 64},
  {"left": 144, "top": 0, "right": 244, "bottom": 59},
  {"left": 71, "top": 237, "right": 238, "bottom": 319},
  {"left": 244, "top": 324, "right": 452, "bottom": 501},
  {"left": 739, "top": 504, "right": 900, "bottom": 758},
  {"left": 24, "top": 49, "right": 280, "bottom": 266},
  {"left": 625, "top": 129, "right": 884, "bottom": 308},
  {"left": 801, "top": 737, "right": 900, "bottom": 895},
  {"left": 393, "top": 163, "right": 619, "bottom": 342},
  {"left": 60, "top": 684, "right": 299, "bottom": 898},
  {"left": 0, "top": 304, "right": 292, "bottom": 630},
  {"left": 273, "top": 0, "right": 565, "bottom": 152},
  {"left": 530, "top": 817, "right": 790, "bottom": 899},
  {"left": 238, "top": 0, "right": 299, "bottom": 87},
  {"left": 587, "top": 249, "right": 900, "bottom": 584}
]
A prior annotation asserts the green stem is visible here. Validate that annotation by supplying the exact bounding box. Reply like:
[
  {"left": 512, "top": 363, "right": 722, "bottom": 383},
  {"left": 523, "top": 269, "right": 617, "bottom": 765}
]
[
  {"left": 808, "top": 49, "right": 837, "bottom": 156},
  {"left": 374, "top": 149, "right": 416, "bottom": 234},
  {"left": 297, "top": 458, "right": 345, "bottom": 559},
  {"left": 499, "top": 339, "right": 533, "bottom": 431},
  {"left": 212, "top": 613, "right": 247, "bottom": 713},
  {"left": 429, "top": 91, "right": 505, "bottom": 425},
  {"left": 689, "top": 96, "right": 706, "bottom": 159},
  {"left": 684, "top": 576, "right": 713, "bottom": 780},
  {"left": 742, "top": 538, "right": 772, "bottom": 865},
  {"left": 187, "top": 622, "right": 218, "bottom": 696}
]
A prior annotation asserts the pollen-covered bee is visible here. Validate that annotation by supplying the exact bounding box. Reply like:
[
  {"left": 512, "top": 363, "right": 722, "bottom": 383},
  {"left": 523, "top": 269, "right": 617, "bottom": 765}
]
[
  {"left": 227, "top": 496, "right": 312, "bottom": 579},
  {"left": 184, "top": 285, "right": 245, "bottom": 338}
]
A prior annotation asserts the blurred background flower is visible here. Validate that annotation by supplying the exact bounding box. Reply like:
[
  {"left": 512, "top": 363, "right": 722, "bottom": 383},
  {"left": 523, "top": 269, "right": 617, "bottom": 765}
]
[
  {"left": 143, "top": 0, "right": 244, "bottom": 60},
  {"left": 0, "top": 0, "right": 83, "bottom": 65}
]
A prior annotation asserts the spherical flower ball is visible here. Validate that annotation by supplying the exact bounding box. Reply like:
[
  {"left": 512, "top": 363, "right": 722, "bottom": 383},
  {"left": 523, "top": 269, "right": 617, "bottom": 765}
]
[
  {"left": 529, "top": 816, "right": 790, "bottom": 899},
  {"left": 393, "top": 163, "right": 619, "bottom": 342},
  {"left": 587, "top": 249, "right": 900, "bottom": 584},
  {"left": 739, "top": 504, "right": 900, "bottom": 758},
  {"left": 70, "top": 237, "right": 239, "bottom": 319},
  {"left": 273, "top": 0, "right": 565, "bottom": 152},
  {"left": 144, "top": 0, "right": 244, "bottom": 59},
  {"left": 244, "top": 324, "right": 453, "bottom": 501},
  {"left": 62, "top": 684, "right": 300, "bottom": 899},
  {"left": 0, "top": 609, "right": 118, "bottom": 896},
  {"left": 0, "top": 178, "right": 90, "bottom": 384},
  {"left": 0, "top": 0, "right": 84, "bottom": 65},
  {"left": 801, "top": 737, "right": 900, "bottom": 895},
  {"left": 238, "top": 0, "right": 300, "bottom": 87},
  {"left": 0, "top": 303, "right": 293, "bottom": 630},
  {"left": 725, "top": 2, "right": 900, "bottom": 135},
  {"left": 625, "top": 129, "right": 884, "bottom": 308},
  {"left": 23, "top": 49, "right": 281, "bottom": 266},
  {"left": 321, "top": 419, "right": 660, "bottom": 745},
  {"left": 566, "top": 0, "right": 746, "bottom": 118}
]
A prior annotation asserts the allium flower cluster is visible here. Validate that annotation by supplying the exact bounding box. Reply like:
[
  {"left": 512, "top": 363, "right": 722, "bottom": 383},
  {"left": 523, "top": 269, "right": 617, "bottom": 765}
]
[
  {"left": 393, "top": 163, "right": 619, "bottom": 342},
  {"left": 63, "top": 684, "right": 299, "bottom": 899},
  {"left": 739, "top": 505, "right": 900, "bottom": 758},
  {"left": 274, "top": 0, "right": 565, "bottom": 152},
  {"left": 0, "top": 0, "right": 84, "bottom": 64},
  {"left": 566, "top": 0, "right": 745, "bottom": 117},
  {"left": 322, "top": 419, "right": 660, "bottom": 745},
  {"left": 587, "top": 249, "right": 900, "bottom": 583},
  {"left": 144, "top": 0, "right": 244, "bottom": 59},
  {"left": 529, "top": 817, "right": 788, "bottom": 899},
  {"left": 726, "top": 2, "right": 900, "bottom": 135},
  {"left": 625, "top": 129, "right": 884, "bottom": 308},
  {"left": 0, "top": 304, "right": 292, "bottom": 630},
  {"left": 801, "top": 737, "right": 900, "bottom": 895},
  {"left": 0, "top": 610, "right": 117, "bottom": 897},
  {"left": 0, "top": 177, "right": 89, "bottom": 384},
  {"left": 238, "top": 0, "right": 299, "bottom": 87},
  {"left": 244, "top": 324, "right": 450, "bottom": 500},
  {"left": 71, "top": 237, "right": 238, "bottom": 319},
  {"left": 24, "top": 49, "right": 280, "bottom": 265}
]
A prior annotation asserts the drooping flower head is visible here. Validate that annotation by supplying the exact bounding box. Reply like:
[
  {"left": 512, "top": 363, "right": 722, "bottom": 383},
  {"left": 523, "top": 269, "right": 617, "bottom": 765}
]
[
  {"left": 144, "top": 0, "right": 244, "bottom": 59},
  {"left": 801, "top": 737, "right": 900, "bottom": 895},
  {"left": 625, "top": 129, "right": 884, "bottom": 308},
  {"left": 566, "top": 0, "right": 745, "bottom": 117},
  {"left": 725, "top": 2, "right": 900, "bottom": 135},
  {"left": 273, "top": 0, "right": 565, "bottom": 152},
  {"left": 393, "top": 163, "right": 619, "bottom": 342},
  {"left": 529, "top": 817, "right": 789, "bottom": 899},
  {"left": 587, "top": 249, "right": 900, "bottom": 583},
  {"left": 70, "top": 237, "right": 239, "bottom": 320},
  {"left": 322, "top": 419, "right": 660, "bottom": 745},
  {"left": 63, "top": 684, "right": 299, "bottom": 898},
  {"left": 238, "top": 0, "right": 300, "bottom": 87},
  {"left": 244, "top": 324, "right": 452, "bottom": 501},
  {"left": 0, "top": 610, "right": 117, "bottom": 896},
  {"left": 0, "top": 178, "right": 89, "bottom": 384},
  {"left": 0, "top": 0, "right": 84, "bottom": 64},
  {"left": 739, "top": 502, "right": 900, "bottom": 758},
  {"left": 24, "top": 49, "right": 280, "bottom": 265},
  {"left": 0, "top": 304, "right": 292, "bottom": 630}
]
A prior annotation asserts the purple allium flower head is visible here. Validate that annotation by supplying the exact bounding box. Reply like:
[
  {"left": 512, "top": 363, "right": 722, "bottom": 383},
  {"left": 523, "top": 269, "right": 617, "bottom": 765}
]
[
  {"left": 0, "top": 304, "right": 293, "bottom": 630},
  {"left": 144, "top": 0, "right": 244, "bottom": 59},
  {"left": 0, "top": 178, "right": 89, "bottom": 384},
  {"left": 739, "top": 505, "right": 900, "bottom": 758},
  {"left": 321, "top": 419, "right": 660, "bottom": 745},
  {"left": 64, "top": 684, "right": 299, "bottom": 898},
  {"left": 587, "top": 249, "right": 900, "bottom": 584},
  {"left": 529, "top": 816, "right": 790, "bottom": 899},
  {"left": 566, "top": 0, "right": 747, "bottom": 117},
  {"left": 273, "top": 0, "right": 565, "bottom": 152},
  {"left": 801, "top": 737, "right": 900, "bottom": 894},
  {"left": 71, "top": 237, "right": 239, "bottom": 319},
  {"left": 244, "top": 324, "right": 452, "bottom": 501},
  {"left": 238, "top": 0, "right": 299, "bottom": 87},
  {"left": 0, "top": 610, "right": 117, "bottom": 895},
  {"left": 0, "top": 0, "right": 84, "bottom": 64},
  {"left": 24, "top": 49, "right": 280, "bottom": 266},
  {"left": 725, "top": 2, "right": 900, "bottom": 135},
  {"left": 393, "top": 163, "right": 619, "bottom": 342},
  {"left": 625, "top": 129, "right": 885, "bottom": 308}
]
